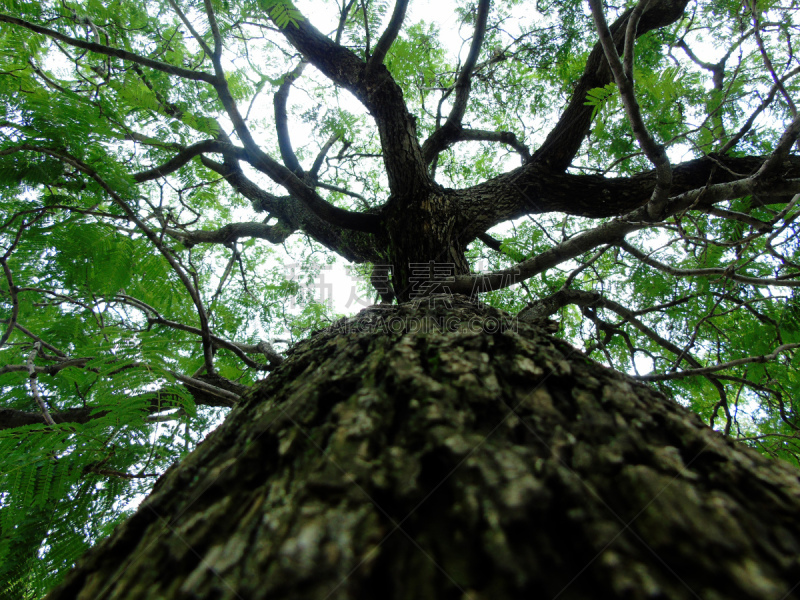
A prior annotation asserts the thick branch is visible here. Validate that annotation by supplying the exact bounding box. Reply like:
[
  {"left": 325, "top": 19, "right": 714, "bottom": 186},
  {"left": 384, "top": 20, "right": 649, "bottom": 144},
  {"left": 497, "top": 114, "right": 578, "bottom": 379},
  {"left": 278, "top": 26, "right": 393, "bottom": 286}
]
[
  {"left": 454, "top": 154, "right": 800, "bottom": 239},
  {"left": 529, "top": 0, "right": 690, "bottom": 171},
  {"left": 199, "top": 155, "right": 286, "bottom": 215},
  {"left": 200, "top": 156, "right": 383, "bottom": 263},
  {"left": 273, "top": 6, "right": 430, "bottom": 196},
  {"left": 169, "top": 221, "right": 294, "bottom": 247},
  {"left": 132, "top": 139, "right": 230, "bottom": 182},
  {"left": 477, "top": 232, "right": 502, "bottom": 252},
  {"left": 274, "top": 60, "right": 308, "bottom": 176},
  {"left": 239, "top": 143, "right": 381, "bottom": 233},
  {"left": 367, "top": 0, "right": 409, "bottom": 72},
  {"left": 451, "top": 176, "right": 800, "bottom": 294},
  {"left": 0, "top": 404, "right": 143, "bottom": 431}
]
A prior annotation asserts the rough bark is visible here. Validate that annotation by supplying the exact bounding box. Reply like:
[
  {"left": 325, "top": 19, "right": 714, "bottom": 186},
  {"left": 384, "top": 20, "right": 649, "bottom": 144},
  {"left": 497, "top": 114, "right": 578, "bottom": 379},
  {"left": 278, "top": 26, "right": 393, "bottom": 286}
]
[
  {"left": 453, "top": 155, "right": 800, "bottom": 241},
  {"left": 47, "top": 297, "right": 800, "bottom": 600},
  {"left": 385, "top": 191, "right": 472, "bottom": 301}
]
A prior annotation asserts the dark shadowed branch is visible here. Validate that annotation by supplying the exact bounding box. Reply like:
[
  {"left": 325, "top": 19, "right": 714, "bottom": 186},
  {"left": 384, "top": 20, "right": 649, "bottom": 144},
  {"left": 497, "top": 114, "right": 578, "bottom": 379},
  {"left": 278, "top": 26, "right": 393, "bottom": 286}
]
[
  {"left": 367, "top": 0, "right": 409, "bottom": 73},
  {"left": 274, "top": 60, "right": 309, "bottom": 176}
]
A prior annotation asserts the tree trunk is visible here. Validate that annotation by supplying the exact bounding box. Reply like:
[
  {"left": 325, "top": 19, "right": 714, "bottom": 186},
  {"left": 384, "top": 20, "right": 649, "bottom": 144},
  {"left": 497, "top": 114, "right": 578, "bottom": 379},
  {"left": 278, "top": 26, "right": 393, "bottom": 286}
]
[
  {"left": 47, "top": 296, "right": 800, "bottom": 600},
  {"left": 385, "top": 191, "right": 471, "bottom": 302}
]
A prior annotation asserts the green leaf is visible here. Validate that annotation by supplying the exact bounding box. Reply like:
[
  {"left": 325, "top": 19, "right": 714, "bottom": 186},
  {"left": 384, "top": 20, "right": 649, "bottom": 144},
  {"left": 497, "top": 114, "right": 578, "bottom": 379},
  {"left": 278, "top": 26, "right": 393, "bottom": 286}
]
[{"left": 584, "top": 82, "right": 618, "bottom": 119}]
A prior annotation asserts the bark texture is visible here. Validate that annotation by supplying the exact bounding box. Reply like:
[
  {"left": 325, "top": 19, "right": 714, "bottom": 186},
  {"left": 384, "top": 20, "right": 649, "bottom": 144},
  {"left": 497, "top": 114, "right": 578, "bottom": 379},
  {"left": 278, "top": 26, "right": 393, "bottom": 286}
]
[{"left": 48, "top": 297, "right": 800, "bottom": 600}]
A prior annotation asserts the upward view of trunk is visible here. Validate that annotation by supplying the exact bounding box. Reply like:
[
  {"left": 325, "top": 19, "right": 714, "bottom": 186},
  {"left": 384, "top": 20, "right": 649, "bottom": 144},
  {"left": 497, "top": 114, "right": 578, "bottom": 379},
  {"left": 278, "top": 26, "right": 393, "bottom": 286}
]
[
  {"left": 47, "top": 297, "right": 800, "bottom": 600},
  {"left": 383, "top": 190, "right": 472, "bottom": 300}
]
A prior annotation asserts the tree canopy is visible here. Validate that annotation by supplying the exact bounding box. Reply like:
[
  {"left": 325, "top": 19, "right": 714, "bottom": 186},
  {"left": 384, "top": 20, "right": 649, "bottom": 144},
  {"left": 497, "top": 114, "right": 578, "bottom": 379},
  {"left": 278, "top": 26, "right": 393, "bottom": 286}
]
[{"left": 0, "top": 0, "right": 799, "bottom": 596}]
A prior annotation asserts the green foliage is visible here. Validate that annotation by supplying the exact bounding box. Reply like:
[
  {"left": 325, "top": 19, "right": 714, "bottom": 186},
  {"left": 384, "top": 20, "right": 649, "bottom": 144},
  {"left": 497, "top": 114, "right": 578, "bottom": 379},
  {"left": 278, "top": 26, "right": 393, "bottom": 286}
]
[
  {"left": 385, "top": 21, "right": 450, "bottom": 111},
  {"left": 258, "top": 0, "right": 303, "bottom": 28},
  {"left": 584, "top": 82, "right": 618, "bottom": 120},
  {"left": 0, "top": 413, "right": 175, "bottom": 596}
]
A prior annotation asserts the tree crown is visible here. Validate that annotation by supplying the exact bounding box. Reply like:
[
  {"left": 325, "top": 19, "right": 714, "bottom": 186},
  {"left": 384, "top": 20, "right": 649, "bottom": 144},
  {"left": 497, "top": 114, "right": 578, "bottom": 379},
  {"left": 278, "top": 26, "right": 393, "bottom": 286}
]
[{"left": 1, "top": 0, "right": 799, "bottom": 595}]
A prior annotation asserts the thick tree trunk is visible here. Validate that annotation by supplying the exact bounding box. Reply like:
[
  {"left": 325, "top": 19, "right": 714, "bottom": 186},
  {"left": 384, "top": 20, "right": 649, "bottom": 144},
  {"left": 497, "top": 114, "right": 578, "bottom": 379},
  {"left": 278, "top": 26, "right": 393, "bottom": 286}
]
[
  {"left": 385, "top": 191, "right": 471, "bottom": 302},
  {"left": 48, "top": 297, "right": 800, "bottom": 599}
]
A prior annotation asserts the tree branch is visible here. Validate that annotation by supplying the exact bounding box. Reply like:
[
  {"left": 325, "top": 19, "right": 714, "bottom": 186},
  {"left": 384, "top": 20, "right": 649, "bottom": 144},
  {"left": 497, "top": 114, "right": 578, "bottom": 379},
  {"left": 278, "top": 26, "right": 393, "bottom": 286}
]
[
  {"left": 451, "top": 175, "right": 800, "bottom": 294},
  {"left": 145, "top": 314, "right": 281, "bottom": 371},
  {"left": 274, "top": 60, "right": 308, "bottom": 176},
  {"left": 0, "top": 13, "right": 218, "bottom": 84},
  {"left": 426, "top": 127, "right": 532, "bottom": 164},
  {"left": 273, "top": 5, "right": 430, "bottom": 196},
  {"left": 753, "top": 114, "right": 800, "bottom": 181},
  {"left": 0, "top": 390, "right": 226, "bottom": 431},
  {"left": 167, "top": 0, "right": 214, "bottom": 58},
  {"left": 0, "top": 320, "right": 67, "bottom": 358},
  {"left": 622, "top": 0, "right": 650, "bottom": 80},
  {"left": 589, "top": 0, "right": 671, "bottom": 220},
  {"left": 367, "top": 0, "right": 409, "bottom": 73},
  {"left": 528, "top": 0, "right": 689, "bottom": 171},
  {"left": 453, "top": 154, "right": 800, "bottom": 240},
  {"left": 310, "top": 133, "right": 340, "bottom": 179},
  {"left": 169, "top": 221, "right": 294, "bottom": 247},
  {"left": 314, "top": 181, "right": 368, "bottom": 204},
  {"left": 619, "top": 239, "right": 800, "bottom": 287},
  {"left": 518, "top": 287, "right": 740, "bottom": 425},
  {"left": 719, "top": 66, "right": 800, "bottom": 155},
  {"left": 0, "top": 257, "right": 18, "bottom": 350},
  {"left": 27, "top": 342, "right": 56, "bottom": 426},
  {"left": 1, "top": 359, "right": 242, "bottom": 405},
  {"left": 635, "top": 344, "right": 800, "bottom": 382},
  {"left": 241, "top": 143, "right": 381, "bottom": 233},
  {"left": 203, "top": 0, "right": 224, "bottom": 63},
  {"left": 199, "top": 156, "right": 382, "bottom": 263},
  {"left": 750, "top": 3, "right": 797, "bottom": 116},
  {"left": 132, "top": 139, "right": 231, "bottom": 182},
  {"left": 477, "top": 232, "right": 502, "bottom": 252},
  {"left": 421, "top": 0, "right": 491, "bottom": 164}
]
